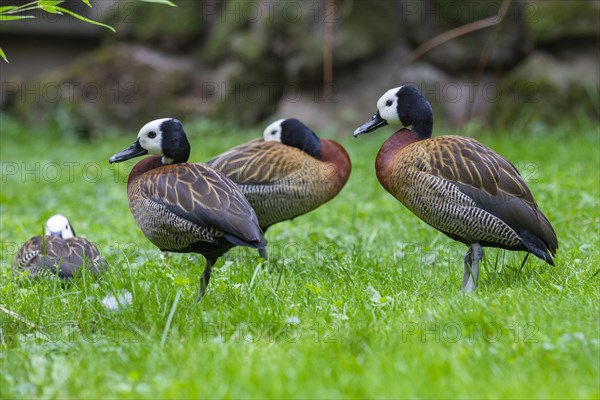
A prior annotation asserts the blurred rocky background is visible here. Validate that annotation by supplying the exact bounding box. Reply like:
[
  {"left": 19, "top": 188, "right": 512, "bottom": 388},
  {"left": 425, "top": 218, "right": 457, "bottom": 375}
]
[{"left": 0, "top": 0, "right": 598, "bottom": 137}]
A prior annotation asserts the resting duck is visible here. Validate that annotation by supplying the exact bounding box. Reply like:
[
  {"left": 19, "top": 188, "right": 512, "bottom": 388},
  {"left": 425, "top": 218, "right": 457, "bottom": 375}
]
[
  {"left": 13, "top": 214, "right": 107, "bottom": 278},
  {"left": 354, "top": 85, "right": 558, "bottom": 292},
  {"left": 207, "top": 118, "right": 351, "bottom": 258},
  {"left": 109, "top": 118, "right": 265, "bottom": 301}
]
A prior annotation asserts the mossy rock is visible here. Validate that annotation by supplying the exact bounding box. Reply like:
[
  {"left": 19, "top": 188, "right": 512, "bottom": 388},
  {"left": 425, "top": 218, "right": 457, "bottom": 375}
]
[
  {"left": 524, "top": 0, "right": 600, "bottom": 44},
  {"left": 201, "top": 0, "right": 254, "bottom": 65},
  {"left": 406, "top": 0, "right": 528, "bottom": 73},
  {"left": 202, "top": 1, "right": 317, "bottom": 67},
  {"left": 207, "top": 60, "right": 286, "bottom": 126},
  {"left": 492, "top": 51, "right": 599, "bottom": 129},
  {"left": 7, "top": 45, "right": 197, "bottom": 137},
  {"left": 203, "top": 0, "right": 401, "bottom": 83},
  {"left": 109, "top": 1, "right": 207, "bottom": 51},
  {"left": 333, "top": 1, "right": 398, "bottom": 66}
]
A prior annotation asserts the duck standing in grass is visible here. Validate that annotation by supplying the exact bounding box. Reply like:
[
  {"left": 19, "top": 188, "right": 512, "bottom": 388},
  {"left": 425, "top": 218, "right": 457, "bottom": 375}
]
[
  {"left": 354, "top": 85, "right": 558, "bottom": 291},
  {"left": 207, "top": 118, "right": 351, "bottom": 258},
  {"left": 13, "top": 214, "right": 107, "bottom": 278},
  {"left": 109, "top": 118, "right": 265, "bottom": 301}
]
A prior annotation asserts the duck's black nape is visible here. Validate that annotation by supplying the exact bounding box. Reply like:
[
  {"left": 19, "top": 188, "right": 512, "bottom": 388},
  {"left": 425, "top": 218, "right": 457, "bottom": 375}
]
[
  {"left": 160, "top": 119, "right": 191, "bottom": 163},
  {"left": 280, "top": 118, "right": 322, "bottom": 158},
  {"left": 396, "top": 86, "right": 434, "bottom": 138}
]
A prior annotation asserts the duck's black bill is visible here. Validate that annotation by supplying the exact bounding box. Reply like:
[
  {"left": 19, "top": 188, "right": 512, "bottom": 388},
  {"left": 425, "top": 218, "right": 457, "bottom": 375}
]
[
  {"left": 353, "top": 111, "right": 388, "bottom": 137},
  {"left": 109, "top": 140, "right": 148, "bottom": 163}
]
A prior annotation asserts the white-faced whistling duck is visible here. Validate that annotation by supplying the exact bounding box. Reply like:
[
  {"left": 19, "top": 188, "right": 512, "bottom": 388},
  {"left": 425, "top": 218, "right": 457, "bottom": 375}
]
[
  {"left": 13, "top": 214, "right": 107, "bottom": 278},
  {"left": 354, "top": 85, "right": 558, "bottom": 292},
  {"left": 109, "top": 118, "right": 266, "bottom": 301},
  {"left": 207, "top": 118, "right": 351, "bottom": 259}
]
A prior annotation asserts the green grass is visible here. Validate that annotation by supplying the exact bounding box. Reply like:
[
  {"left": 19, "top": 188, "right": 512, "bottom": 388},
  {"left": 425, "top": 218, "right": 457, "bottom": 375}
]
[{"left": 1, "top": 115, "right": 599, "bottom": 398}]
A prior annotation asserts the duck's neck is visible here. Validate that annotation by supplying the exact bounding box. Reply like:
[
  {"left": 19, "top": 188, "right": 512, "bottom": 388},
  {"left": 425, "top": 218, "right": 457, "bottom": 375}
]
[
  {"left": 319, "top": 139, "right": 352, "bottom": 189},
  {"left": 291, "top": 135, "right": 321, "bottom": 158},
  {"left": 128, "top": 156, "right": 166, "bottom": 185},
  {"left": 375, "top": 129, "right": 423, "bottom": 187}
]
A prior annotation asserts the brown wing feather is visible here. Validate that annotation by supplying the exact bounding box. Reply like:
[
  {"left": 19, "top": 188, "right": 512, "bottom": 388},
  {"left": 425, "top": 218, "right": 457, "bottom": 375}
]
[
  {"left": 13, "top": 235, "right": 46, "bottom": 273},
  {"left": 207, "top": 139, "right": 308, "bottom": 184},
  {"left": 13, "top": 235, "right": 106, "bottom": 278},
  {"left": 208, "top": 138, "right": 350, "bottom": 230},
  {"left": 141, "top": 163, "right": 263, "bottom": 245},
  {"left": 65, "top": 237, "right": 107, "bottom": 273},
  {"left": 423, "top": 136, "right": 557, "bottom": 252}
]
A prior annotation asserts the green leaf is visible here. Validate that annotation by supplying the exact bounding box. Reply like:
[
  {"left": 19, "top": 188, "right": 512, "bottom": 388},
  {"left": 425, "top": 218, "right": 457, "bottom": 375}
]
[
  {"left": 39, "top": 5, "right": 62, "bottom": 14},
  {"left": 39, "top": 0, "right": 64, "bottom": 14},
  {"left": 0, "top": 6, "right": 18, "bottom": 12},
  {"left": 39, "top": 0, "right": 64, "bottom": 7},
  {"left": 0, "top": 47, "right": 8, "bottom": 63},
  {"left": 304, "top": 284, "right": 323, "bottom": 294},
  {"left": 173, "top": 276, "right": 190, "bottom": 286},
  {"left": 0, "top": 15, "right": 35, "bottom": 21},
  {"left": 53, "top": 6, "right": 116, "bottom": 32},
  {"left": 80, "top": 0, "right": 92, "bottom": 7},
  {"left": 139, "top": 0, "right": 177, "bottom": 6}
]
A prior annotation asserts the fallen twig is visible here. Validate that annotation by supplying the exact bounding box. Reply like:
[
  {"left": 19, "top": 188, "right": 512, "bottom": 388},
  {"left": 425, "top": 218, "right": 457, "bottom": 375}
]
[{"left": 0, "top": 304, "right": 38, "bottom": 329}]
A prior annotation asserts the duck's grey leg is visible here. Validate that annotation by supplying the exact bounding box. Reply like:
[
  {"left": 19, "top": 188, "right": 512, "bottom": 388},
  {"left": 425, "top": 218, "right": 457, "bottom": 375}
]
[
  {"left": 196, "top": 260, "right": 213, "bottom": 302},
  {"left": 258, "top": 247, "right": 268, "bottom": 260},
  {"left": 461, "top": 243, "right": 482, "bottom": 293}
]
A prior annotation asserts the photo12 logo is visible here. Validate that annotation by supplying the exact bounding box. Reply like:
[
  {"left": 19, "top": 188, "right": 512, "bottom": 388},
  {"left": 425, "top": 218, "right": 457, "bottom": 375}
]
[
  {"left": 2, "top": 81, "right": 139, "bottom": 104},
  {"left": 200, "top": 321, "right": 339, "bottom": 344},
  {"left": 399, "top": 321, "right": 539, "bottom": 343},
  {"left": 1, "top": 160, "right": 138, "bottom": 184}
]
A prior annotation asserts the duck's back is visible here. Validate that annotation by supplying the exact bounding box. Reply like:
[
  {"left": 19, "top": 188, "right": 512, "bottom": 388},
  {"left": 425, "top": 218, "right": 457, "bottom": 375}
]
[
  {"left": 127, "top": 161, "right": 263, "bottom": 252},
  {"left": 208, "top": 139, "right": 350, "bottom": 229}
]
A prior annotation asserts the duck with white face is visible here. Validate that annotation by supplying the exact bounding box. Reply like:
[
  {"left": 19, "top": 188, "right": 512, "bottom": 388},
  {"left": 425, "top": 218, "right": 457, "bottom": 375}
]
[
  {"left": 354, "top": 85, "right": 557, "bottom": 292},
  {"left": 207, "top": 118, "right": 352, "bottom": 259},
  {"left": 109, "top": 118, "right": 266, "bottom": 301},
  {"left": 109, "top": 118, "right": 190, "bottom": 165},
  {"left": 45, "top": 214, "right": 75, "bottom": 239},
  {"left": 13, "top": 214, "right": 107, "bottom": 279}
]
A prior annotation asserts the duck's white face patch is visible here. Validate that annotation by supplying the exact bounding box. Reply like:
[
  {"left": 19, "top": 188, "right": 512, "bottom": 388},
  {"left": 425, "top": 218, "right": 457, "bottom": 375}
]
[
  {"left": 263, "top": 119, "right": 285, "bottom": 142},
  {"left": 377, "top": 86, "right": 402, "bottom": 124},
  {"left": 137, "top": 118, "right": 169, "bottom": 155},
  {"left": 45, "top": 214, "right": 74, "bottom": 239}
]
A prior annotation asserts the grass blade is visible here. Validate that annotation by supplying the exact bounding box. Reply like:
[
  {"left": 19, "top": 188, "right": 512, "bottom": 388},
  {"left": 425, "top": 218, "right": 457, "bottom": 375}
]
[{"left": 160, "top": 289, "right": 181, "bottom": 347}]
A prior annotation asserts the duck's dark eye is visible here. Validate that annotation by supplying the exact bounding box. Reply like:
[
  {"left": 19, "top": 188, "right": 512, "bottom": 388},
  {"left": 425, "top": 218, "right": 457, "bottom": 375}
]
[
  {"left": 65, "top": 225, "right": 69, "bottom": 230},
  {"left": 148, "top": 131, "right": 157, "bottom": 139},
  {"left": 386, "top": 100, "right": 393, "bottom": 107},
  {"left": 271, "top": 130, "right": 277, "bottom": 135}
]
